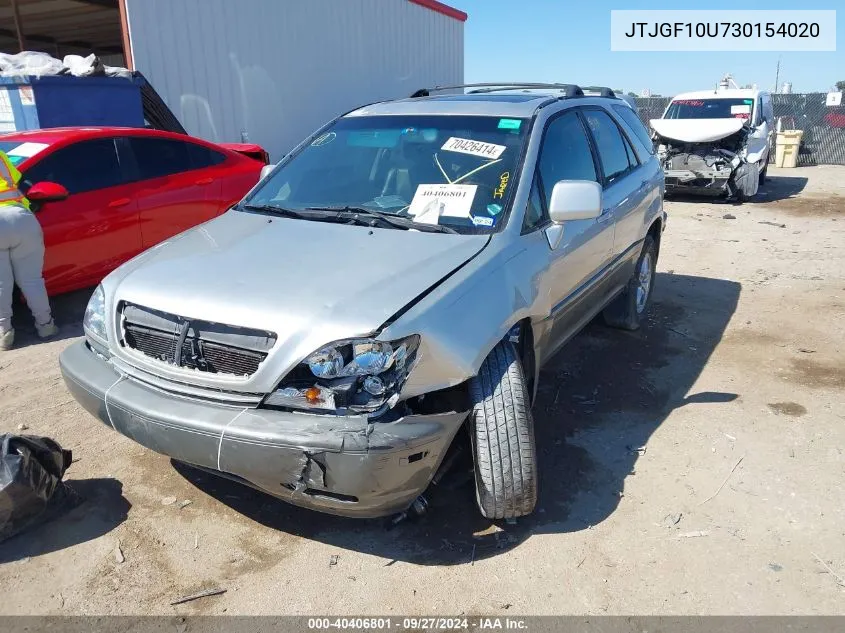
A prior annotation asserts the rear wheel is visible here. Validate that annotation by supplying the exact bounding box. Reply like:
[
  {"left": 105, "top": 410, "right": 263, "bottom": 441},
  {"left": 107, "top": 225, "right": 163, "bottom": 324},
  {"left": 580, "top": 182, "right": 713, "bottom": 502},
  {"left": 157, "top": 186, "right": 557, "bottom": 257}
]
[
  {"left": 469, "top": 341, "right": 537, "bottom": 519},
  {"left": 603, "top": 235, "right": 658, "bottom": 331}
]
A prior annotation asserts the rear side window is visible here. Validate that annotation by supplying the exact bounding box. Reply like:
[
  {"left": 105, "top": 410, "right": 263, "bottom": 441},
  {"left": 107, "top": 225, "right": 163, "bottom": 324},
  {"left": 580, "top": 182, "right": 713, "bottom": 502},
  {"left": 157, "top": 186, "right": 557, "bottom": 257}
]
[
  {"left": 23, "top": 138, "right": 124, "bottom": 194},
  {"left": 612, "top": 104, "right": 655, "bottom": 155},
  {"left": 187, "top": 143, "right": 227, "bottom": 169},
  {"left": 537, "top": 111, "right": 598, "bottom": 205},
  {"left": 583, "top": 110, "right": 634, "bottom": 185},
  {"left": 128, "top": 137, "right": 202, "bottom": 180}
]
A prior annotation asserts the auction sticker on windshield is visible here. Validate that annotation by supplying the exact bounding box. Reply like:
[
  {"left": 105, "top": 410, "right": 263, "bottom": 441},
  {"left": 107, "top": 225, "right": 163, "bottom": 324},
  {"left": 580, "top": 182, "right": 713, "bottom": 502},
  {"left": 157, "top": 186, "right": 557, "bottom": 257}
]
[
  {"left": 441, "top": 137, "right": 506, "bottom": 160},
  {"left": 409, "top": 184, "right": 477, "bottom": 224}
]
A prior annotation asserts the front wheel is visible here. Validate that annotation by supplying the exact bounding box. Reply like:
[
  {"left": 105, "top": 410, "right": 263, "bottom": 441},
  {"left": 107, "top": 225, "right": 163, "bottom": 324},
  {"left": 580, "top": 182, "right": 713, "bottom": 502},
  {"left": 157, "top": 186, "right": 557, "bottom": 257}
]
[
  {"left": 469, "top": 341, "right": 537, "bottom": 519},
  {"left": 732, "top": 162, "right": 759, "bottom": 202},
  {"left": 603, "top": 234, "right": 658, "bottom": 331}
]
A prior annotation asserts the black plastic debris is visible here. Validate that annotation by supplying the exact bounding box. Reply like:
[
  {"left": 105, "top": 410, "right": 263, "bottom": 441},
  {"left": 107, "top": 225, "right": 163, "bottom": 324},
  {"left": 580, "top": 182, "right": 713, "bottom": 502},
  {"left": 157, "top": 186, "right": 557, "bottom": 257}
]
[{"left": 0, "top": 434, "right": 79, "bottom": 543}]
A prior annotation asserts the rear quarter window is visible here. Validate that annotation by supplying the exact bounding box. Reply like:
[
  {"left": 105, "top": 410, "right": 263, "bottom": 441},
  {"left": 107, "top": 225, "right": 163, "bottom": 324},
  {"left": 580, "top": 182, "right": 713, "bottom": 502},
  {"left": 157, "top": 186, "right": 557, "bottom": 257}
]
[
  {"left": 612, "top": 104, "right": 655, "bottom": 156},
  {"left": 187, "top": 143, "right": 227, "bottom": 169}
]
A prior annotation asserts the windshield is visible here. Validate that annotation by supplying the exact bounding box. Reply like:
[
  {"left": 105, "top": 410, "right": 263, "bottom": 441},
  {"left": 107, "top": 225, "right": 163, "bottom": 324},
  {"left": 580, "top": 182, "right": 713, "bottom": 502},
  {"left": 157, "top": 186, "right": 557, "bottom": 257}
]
[
  {"left": 0, "top": 140, "right": 52, "bottom": 167},
  {"left": 664, "top": 98, "right": 755, "bottom": 121},
  {"left": 241, "top": 115, "right": 529, "bottom": 234}
]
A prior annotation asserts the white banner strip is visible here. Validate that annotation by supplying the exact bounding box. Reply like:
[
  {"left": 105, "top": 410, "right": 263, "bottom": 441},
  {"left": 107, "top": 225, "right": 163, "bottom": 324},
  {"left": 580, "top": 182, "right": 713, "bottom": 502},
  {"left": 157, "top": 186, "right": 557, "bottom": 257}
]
[{"left": 610, "top": 10, "right": 836, "bottom": 52}]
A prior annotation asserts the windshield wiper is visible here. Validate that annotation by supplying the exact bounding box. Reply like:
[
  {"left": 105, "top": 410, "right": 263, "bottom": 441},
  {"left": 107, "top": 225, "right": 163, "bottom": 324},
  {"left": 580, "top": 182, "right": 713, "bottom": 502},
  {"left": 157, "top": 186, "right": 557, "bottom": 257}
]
[
  {"left": 306, "top": 206, "right": 458, "bottom": 234},
  {"left": 240, "top": 203, "right": 355, "bottom": 225},
  {"left": 240, "top": 203, "right": 316, "bottom": 219}
]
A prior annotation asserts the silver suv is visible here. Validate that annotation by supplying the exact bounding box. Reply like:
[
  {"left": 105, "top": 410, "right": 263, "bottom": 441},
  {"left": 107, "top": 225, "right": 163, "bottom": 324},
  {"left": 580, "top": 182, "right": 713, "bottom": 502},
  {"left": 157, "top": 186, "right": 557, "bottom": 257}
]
[{"left": 60, "top": 83, "right": 666, "bottom": 520}]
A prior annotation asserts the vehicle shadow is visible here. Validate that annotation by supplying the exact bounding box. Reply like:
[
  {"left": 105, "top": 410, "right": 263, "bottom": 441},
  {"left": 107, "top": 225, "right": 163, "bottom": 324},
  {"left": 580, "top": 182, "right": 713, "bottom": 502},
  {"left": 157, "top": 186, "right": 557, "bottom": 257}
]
[
  {"left": 667, "top": 174, "right": 808, "bottom": 205},
  {"left": 10, "top": 286, "right": 94, "bottom": 347},
  {"left": 749, "top": 174, "right": 808, "bottom": 203},
  {"left": 174, "top": 272, "right": 740, "bottom": 565},
  {"left": 0, "top": 478, "right": 130, "bottom": 563}
]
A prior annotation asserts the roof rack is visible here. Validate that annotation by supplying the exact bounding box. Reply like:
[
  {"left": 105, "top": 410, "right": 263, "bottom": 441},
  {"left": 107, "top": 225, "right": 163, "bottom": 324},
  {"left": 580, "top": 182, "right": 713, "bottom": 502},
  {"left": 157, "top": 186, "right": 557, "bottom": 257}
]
[
  {"left": 409, "top": 83, "right": 586, "bottom": 99},
  {"left": 580, "top": 86, "right": 617, "bottom": 98}
]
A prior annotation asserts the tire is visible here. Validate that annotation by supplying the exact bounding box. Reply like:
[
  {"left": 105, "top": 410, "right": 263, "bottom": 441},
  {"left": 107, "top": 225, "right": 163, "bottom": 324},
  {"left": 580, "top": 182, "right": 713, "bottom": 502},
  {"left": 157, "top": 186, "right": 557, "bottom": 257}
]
[
  {"left": 469, "top": 341, "right": 537, "bottom": 519},
  {"left": 602, "top": 234, "right": 658, "bottom": 331},
  {"left": 732, "top": 162, "right": 759, "bottom": 202}
]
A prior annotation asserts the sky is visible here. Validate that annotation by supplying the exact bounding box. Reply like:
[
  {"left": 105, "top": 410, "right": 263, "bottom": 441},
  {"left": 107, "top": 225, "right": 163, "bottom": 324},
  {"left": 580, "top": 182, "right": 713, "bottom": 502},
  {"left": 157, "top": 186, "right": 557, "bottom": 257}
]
[{"left": 459, "top": 0, "right": 843, "bottom": 96}]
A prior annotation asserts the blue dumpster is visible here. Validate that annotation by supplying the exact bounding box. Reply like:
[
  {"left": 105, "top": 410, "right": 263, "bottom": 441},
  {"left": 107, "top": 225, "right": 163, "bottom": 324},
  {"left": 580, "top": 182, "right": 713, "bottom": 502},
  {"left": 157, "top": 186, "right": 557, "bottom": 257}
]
[{"left": 0, "top": 75, "right": 146, "bottom": 133}]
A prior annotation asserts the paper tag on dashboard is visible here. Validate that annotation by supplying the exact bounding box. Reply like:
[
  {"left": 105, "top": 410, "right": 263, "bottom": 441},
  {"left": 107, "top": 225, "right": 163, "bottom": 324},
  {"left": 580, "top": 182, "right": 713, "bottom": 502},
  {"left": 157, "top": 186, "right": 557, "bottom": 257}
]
[
  {"left": 440, "top": 137, "right": 506, "bottom": 160},
  {"left": 409, "top": 184, "right": 477, "bottom": 224},
  {"left": 730, "top": 104, "right": 751, "bottom": 114}
]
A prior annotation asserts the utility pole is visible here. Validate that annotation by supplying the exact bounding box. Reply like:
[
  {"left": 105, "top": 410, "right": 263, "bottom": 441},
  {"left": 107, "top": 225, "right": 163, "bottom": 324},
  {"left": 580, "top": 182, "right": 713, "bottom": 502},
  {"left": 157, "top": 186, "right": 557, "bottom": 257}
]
[{"left": 774, "top": 57, "right": 781, "bottom": 93}]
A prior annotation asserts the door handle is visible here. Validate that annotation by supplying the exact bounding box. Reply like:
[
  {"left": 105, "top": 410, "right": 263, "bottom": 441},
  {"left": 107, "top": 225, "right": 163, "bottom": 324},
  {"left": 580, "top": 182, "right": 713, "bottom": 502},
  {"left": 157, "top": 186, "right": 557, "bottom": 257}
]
[
  {"left": 195, "top": 177, "right": 214, "bottom": 185},
  {"left": 108, "top": 198, "right": 131, "bottom": 208},
  {"left": 597, "top": 211, "right": 613, "bottom": 224}
]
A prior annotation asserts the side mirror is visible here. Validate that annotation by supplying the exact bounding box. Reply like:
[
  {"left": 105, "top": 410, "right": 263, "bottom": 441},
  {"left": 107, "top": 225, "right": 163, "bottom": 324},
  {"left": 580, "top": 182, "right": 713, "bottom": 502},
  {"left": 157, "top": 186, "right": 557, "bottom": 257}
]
[
  {"left": 548, "top": 180, "right": 602, "bottom": 223},
  {"left": 259, "top": 163, "right": 276, "bottom": 181},
  {"left": 26, "top": 181, "right": 69, "bottom": 203}
]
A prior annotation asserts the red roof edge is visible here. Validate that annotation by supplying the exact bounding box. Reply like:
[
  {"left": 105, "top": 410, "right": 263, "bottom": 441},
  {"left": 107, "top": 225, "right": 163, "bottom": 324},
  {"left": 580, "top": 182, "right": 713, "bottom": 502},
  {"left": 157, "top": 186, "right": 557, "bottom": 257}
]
[{"left": 408, "top": 0, "right": 467, "bottom": 22}]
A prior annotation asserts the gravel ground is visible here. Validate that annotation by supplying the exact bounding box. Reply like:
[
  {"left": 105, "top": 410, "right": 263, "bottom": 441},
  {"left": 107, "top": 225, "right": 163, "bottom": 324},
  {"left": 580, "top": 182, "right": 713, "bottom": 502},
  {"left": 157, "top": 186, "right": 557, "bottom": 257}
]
[{"left": 0, "top": 165, "right": 843, "bottom": 615}]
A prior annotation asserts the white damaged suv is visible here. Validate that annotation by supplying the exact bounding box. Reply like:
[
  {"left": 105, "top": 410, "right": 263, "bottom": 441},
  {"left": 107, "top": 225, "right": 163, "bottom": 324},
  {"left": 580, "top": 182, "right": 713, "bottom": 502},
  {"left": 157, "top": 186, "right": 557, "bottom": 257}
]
[{"left": 652, "top": 88, "right": 774, "bottom": 201}]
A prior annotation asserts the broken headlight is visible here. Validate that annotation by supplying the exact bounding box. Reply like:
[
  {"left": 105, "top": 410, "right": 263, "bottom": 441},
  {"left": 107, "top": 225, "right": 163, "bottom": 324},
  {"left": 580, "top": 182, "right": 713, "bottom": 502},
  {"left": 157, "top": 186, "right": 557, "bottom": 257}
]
[{"left": 263, "top": 335, "right": 420, "bottom": 415}]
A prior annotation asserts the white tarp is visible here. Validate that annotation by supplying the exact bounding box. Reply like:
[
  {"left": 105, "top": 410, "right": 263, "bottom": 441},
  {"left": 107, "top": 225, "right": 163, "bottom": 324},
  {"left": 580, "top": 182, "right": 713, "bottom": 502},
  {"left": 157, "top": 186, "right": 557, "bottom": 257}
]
[{"left": 0, "top": 51, "right": 131, "bottom": 79}]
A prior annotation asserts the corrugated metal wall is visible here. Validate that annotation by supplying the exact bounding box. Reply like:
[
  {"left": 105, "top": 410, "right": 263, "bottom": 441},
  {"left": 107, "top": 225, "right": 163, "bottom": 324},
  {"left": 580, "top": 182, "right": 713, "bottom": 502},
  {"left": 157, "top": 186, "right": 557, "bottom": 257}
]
[{"left": 124, "top": 0, "right": 464, "bottom": 160}]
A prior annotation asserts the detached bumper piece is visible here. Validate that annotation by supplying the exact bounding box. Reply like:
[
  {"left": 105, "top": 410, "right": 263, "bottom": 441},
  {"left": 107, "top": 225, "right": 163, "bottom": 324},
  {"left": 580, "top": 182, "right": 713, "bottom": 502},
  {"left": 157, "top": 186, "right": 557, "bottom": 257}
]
[
  {"left": 664, "top": 170, "right": 731, "bottom": 195},
  {"left": 59, "top": 341, "right": 467, "bottom": 518}
]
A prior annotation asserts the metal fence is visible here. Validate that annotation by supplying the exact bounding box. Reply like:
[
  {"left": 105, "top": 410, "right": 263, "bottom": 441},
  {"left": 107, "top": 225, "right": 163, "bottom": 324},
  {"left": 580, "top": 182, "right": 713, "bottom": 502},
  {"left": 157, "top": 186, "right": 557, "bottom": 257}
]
[{"left": 633, "top": 93, "right": 845, "bottom": 166}]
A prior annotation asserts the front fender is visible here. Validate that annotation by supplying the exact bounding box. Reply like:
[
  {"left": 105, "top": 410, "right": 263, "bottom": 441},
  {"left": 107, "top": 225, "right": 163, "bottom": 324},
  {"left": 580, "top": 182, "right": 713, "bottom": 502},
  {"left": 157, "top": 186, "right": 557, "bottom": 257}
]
[{"left": 380, "top": 236, "right": 550, "bottom": 400}]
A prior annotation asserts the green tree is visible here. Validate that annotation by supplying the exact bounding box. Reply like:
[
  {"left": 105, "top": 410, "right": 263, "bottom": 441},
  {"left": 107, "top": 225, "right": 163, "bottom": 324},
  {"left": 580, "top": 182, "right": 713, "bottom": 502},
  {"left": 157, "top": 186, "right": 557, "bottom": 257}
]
[
  {"left": 627, "top": 92, "right": 638, "bottom": 97},
  {"left": 836, "top": 80, "right": 845, "bottom": 91}
]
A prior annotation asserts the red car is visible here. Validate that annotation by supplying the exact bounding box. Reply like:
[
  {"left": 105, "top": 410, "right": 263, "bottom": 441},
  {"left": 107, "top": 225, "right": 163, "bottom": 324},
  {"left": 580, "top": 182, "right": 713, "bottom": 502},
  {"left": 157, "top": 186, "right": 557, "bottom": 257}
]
[
  {"left": 824, "top": 107, "right": 845, "bottom": 129},
  {"left": 0, "top": 127, "right": 268, "bottom": 296}
]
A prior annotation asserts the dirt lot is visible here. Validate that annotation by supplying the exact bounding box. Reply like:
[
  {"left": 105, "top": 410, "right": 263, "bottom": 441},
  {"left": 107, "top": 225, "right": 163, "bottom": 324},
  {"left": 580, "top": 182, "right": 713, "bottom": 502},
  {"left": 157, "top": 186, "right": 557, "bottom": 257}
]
[{"left": 1, "top": 166, "right": 843, "bottom": 615}]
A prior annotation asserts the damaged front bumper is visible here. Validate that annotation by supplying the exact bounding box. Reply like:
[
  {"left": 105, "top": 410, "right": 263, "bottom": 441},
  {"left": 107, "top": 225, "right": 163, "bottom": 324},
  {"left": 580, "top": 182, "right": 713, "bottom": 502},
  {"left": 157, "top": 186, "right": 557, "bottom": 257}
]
[
  {"left": 663, "top": 168, "right": 733, "bottom": 195},
  {"left": 59, "top": 340, "right": 468, "bottom": 518}
]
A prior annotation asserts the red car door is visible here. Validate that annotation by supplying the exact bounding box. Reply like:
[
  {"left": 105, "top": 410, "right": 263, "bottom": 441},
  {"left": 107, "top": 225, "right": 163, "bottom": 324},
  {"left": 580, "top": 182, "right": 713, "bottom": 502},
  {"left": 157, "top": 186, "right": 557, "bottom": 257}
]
[
  {"left": 124, "top": 135, "right": 224, "bottom": 248},
  {"left": 186, "top": 141, "right": 243, "bottom": 212},
  {"left": 20, "top": 137, "right": 142, "bottom": 295}
]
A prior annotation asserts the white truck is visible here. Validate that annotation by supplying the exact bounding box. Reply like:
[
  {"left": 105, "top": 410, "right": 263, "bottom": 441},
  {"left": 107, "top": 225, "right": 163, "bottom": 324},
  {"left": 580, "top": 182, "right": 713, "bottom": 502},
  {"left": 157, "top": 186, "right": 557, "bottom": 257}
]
[{"left": 651, "top": 88, "right": 774, "bottom": 201}]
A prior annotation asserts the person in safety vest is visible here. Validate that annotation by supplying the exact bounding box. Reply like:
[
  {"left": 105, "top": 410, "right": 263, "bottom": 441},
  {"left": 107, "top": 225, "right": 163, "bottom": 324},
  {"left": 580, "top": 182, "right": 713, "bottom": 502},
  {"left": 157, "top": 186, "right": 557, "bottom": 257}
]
[{"left": 0, "top": 149, "right": 58, "bottom": 350}]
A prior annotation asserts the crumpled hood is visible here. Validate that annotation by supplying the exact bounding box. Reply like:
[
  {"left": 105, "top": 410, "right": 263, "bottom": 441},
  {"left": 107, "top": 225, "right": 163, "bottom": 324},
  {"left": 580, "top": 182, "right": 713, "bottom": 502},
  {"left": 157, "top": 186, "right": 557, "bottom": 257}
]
[
  {"left": 651, "top": 118, "right": 746, "bottom": 143},
  {"left": 111, "top": 210, "right": 488, "bottom": 339}
]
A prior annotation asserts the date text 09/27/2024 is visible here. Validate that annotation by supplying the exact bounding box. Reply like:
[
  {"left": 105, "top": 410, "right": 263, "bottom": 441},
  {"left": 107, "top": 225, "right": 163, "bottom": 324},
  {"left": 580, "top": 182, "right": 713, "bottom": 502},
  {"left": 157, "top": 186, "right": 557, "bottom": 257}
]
[{"left": 307, "top": 617, "right": 529, "bottom": 630}]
